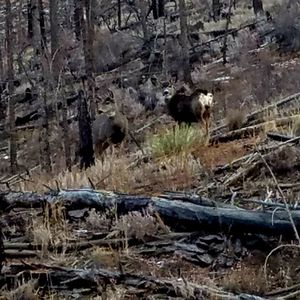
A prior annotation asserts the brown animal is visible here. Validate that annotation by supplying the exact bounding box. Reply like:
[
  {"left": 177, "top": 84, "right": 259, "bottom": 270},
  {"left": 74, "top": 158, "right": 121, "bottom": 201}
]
[
  {"left": 163, "top": 86, "right": 214, "bottom": 135},
  {"left": 92, "top": 111, "right": 128, "bottom": 158}
]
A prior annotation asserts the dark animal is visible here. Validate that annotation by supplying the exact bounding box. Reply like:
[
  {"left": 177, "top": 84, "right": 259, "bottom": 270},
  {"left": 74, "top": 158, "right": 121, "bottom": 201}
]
[
  {"left": 163, "top": 86, "right": 214, "bottom": 135},
  {"left": 92, "top": 111, "right": 128, "bottom": 157}
]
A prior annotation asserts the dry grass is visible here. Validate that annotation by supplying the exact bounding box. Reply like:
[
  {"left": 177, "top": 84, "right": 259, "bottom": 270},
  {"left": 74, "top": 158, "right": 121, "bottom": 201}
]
[
  {"left": 1, "top": 280, "right": 39, "bottom": 300},
  {"left": 146, "top": 124, "right": 207, "bottom": 159},
  {"left": 292, "top": 117, "right": 300, "bottom": 136}
]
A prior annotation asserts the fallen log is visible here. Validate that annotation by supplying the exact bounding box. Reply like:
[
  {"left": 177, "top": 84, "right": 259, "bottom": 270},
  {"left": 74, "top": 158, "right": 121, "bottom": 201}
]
[
  {"left": 211, "top": 92, "right": 300, "bottom": 135},
  {"left": 2, "top": 263, "right": 267, "bottom": 300},
  {"left": 210, "top": 115, "right": 300, "bottom": 144},
  {"left": 1, "top": 189, "right": 300, "bottom": 237}
]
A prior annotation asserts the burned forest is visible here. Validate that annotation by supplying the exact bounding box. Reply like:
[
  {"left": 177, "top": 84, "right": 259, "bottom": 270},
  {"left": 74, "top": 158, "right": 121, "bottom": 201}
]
[{"left": 1, "top": 0, "right": 300, "bottom": 299}]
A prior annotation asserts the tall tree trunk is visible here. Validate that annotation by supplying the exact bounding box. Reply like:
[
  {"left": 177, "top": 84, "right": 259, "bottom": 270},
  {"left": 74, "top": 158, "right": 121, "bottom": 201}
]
[
  {"left": 158, "top": 0, "right": 165, "bottom": 17},
  {"left": 139, "top": 0, "right": 149, "bottom": 42},
  {"left": 32, "top": 0, "right": 52, "bottom": 173},
  {"left": 0, "top": 47, "right": 3, "bottom": 81},
  {"left": 178, "top": 0, "right": 192, "bottom": 84},
  {"left": 118, "top": 0, "right": 122, "bottom": 28},
  {"left": 253, "top": 0, "right": 264, "bottom": 15},
  {"left": 6, "top": 0, "right": 18, "bottom": 174},
  {"left": 221, "top": 0, "right": 234, "bottom": 65},
  {"left": 152, "top": 0, "right": 158, "bottom": 19},
  {"left": 77, "top": 90, "right": 95, "bottom": 170},
  {"left": 27, "top": 0, "right": 33, "bottom": 39},
  {"left": 74, "top": 0, "right": 83, "bottom": 40},
  {"left": 17, "top": 0, "right": 24, "bottom": 74},
  {"left": 82, "top": 0, "right": 96, "bottom": 121},
  {"left": 61, "top": 81, "right": 72, "bottom": 171},
  {"left": 38, "top": 0, "right": 47, "bottom": 49},
  {"left": 50, "top": 0, "right": 60, "bottom": 82}
]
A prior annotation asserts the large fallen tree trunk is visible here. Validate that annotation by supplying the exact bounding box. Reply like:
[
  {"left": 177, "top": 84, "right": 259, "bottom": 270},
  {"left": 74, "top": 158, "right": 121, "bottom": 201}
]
[{"left": 1, "top": 189, "right": 300, "bottom": 237}]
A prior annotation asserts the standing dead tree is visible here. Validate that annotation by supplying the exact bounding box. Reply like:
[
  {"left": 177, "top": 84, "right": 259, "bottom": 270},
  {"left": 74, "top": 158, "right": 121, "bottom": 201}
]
[
  {"left": 253, "top": 0, "right": 264, "bottom": 16},
  {"left": 31, "top": 0, "right": 52, "bottom": 173},
  {"left": 178, "top": 0, "right": 192, "bottom": 84},
  {"left": 81, "top": 0, "right": 96, "bottom": 121},
  {"left": 221, "top": 0, "right": 234, "bottom": 65},
  {"left": 6, "top": 0, "right": 18, "bottom": 173},
  {"left": 77, "top": 90, "right": 95, "bottom": 170}
]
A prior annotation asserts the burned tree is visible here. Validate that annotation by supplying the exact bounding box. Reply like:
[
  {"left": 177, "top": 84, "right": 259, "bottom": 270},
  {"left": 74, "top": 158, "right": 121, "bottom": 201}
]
[
  {"left": 253, "top": 0, "right": 264, "bottom": 15},
  {"left": 81, "top": 0, "right": 96, "bottom": 120},
  {"left": 6, "top": 0, "right": 18, "bottom": 173},
  {"left": 77, "top": 90, "right": 95, "bottom": 170},
  {"left": 27, "top": 0, "right": 33, "bottom": 39},
  {"left": 178, "top": 0, "right": 192, "bottom": 84},
  {"left": 32, "top": 0, "right": 52, "bottom": 172}
]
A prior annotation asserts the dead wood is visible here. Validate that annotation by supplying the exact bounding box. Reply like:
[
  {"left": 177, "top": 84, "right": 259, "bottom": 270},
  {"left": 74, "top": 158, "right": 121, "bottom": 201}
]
[
  {"left": 2, "top": 262, "right": 266, "bottom": 300},
  {"left": 2, "top": 189, "right": 300, "bottom": 236},
  {"left": 211, "top": 92, "right": 300, "bottom": 135},
  {"left": 210, "top": 115, "right": 300, "bottom": 144}
]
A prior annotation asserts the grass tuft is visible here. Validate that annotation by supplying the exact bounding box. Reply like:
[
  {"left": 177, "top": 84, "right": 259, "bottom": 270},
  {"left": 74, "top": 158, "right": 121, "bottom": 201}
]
[{"left": 147, "top": 124, "right": 206, "bottom": 159}]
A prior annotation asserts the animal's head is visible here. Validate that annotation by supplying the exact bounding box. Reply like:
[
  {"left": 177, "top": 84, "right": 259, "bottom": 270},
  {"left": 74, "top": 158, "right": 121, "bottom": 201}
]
[
  {"left": 198, "top": 92, "right": 214, "bottom": 109},
  {"left": 163, "top": 86, "right": 174, "bottom": 102}
]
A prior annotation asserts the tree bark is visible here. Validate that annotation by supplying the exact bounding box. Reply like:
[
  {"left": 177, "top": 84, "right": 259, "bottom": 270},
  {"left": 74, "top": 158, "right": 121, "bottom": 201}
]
[
  {"left": 38, "top": 0, "right": 47, "bottom": 48},
  {"left": 118, "top": 0, "right": 122, "bottom": 28},
  {"left": 31, "top": 0, "right": 52, "bottom": 173},
  {"left": 158, "top": 0, "right": 165, "bottom": 17},
  {"left": 6, "top": 0, "right": 18, "bottom": 174},
  {"left": 27, "top": 0, "right": 33, "bottom": 39},
  {"left": 2, "top": 189, "right": 300, "bottom": 237},
  {"left": 74, "top": 0, "right": 83, "bottom": 40},
  {"left": 82, "top": 0, "right": 96, "bottom": 120},
  {"left": 139, "top": 0, "right": 149, "bottom": 42},
  {"left": 77, "top": 90, "right": 95, "bottom": 169},
  {"left": 221, "top": 0, "right": 234, "bottom": 65},
  {"left": 253, "top": 0, "right": 264, "bottom": 15},
  {"left": 50, "top": 0, "right": 60, "bottom": 82},
  {"left": 178, "top": 0, "right": 192, "bottom": 84},
  {"left": 152, "top": 0, "right": 158, "bottom": 19}
]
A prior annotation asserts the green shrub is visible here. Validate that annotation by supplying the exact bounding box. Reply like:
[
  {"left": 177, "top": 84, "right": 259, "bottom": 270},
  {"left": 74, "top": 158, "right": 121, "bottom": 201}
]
[{"left": 147, "top": 124, "right": 206, "bottom": 159}]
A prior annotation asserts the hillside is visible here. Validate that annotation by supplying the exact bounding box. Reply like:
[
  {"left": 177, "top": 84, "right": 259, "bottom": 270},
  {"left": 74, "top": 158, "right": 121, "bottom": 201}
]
[{"left": 1, "top": 0, "right": 300, "bottom": 299}]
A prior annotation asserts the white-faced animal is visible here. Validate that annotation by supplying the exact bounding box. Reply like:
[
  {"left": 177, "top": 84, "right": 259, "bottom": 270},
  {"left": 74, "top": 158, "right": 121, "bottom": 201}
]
[{"left": 163, "top": 86, "right": 214, "bottom": 135}]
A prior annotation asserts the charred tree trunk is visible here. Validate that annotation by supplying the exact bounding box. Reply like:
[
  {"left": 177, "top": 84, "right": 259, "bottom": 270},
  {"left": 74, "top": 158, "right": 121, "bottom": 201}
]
[
  {"left": 0, "top": 47, "right": 3, "bottom": 81},
  {"left": 139, "top": 0, "right": 149, "bottom": 42},
  {"left": 221, "top": 0, "right": 234, "bottom": 65},
  {"left": 82, "top": 0, "right": 96, "bottom": 121},
  {"left": 0, "top": 227, "right": 4, "bottom": 274},
  {"left": 27, "top": 0, "right": 33, "bottom": 39},
  {"left": 212, "top": 0, "right": 221, "bottom": 22},
  {"left": 50, "top": 0, "right": 60, "bottom": 82},
  {"left": 178, "top": 0, "right": 192, "bottom": 84},
  {"left": 6, "top": 0, "right": 18, "bottom": 174},
  {"left": 152, "top": 0, "right": 158, "bottom": 19},
  {"left": 158, "top": 0, "right": 165, "bottom": 17},
  {"left": 32, "top": 0, "right": 52, "bottom": 173},
  {"left": 118, "top": 0, "right": 122, "bottom": 28},
  {"left": 38, "top": 0, "right": 47, "bottom": 49},
  {"left": 253, "top": 0, "right": 264, "bottom": 15},
  {"left": 17, "top": 0, "right": 24, "bottom": 74},
  {"left": 74, "top": 0, "right": 83, "bottom": 40},
  {"left": 61, "top": 85, "right": 72, "bottom": 171},
  {"left": 77, "top": 90, "right": 95, "bottom": 170}
]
